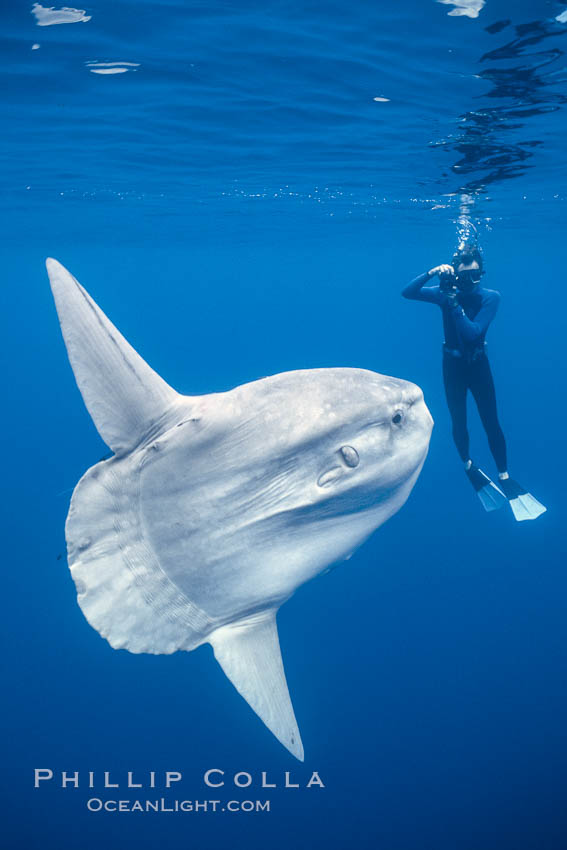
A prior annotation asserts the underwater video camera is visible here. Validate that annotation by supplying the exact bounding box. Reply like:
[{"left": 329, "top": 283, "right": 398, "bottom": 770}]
[{"left": 439, "top": 268, "right": 458, "bottom": 293}]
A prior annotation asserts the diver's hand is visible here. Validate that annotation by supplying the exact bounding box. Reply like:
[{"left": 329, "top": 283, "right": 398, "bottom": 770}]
[
  {"left": 445, "top": 291, "right": 459, "bottom": 307},
  {"left": 428, "top": 264, "right": 455, "bottom": 278}
]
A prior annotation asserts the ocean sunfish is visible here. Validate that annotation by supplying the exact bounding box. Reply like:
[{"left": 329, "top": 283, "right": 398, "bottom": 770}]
[{"left": 46, "top": 258, "right": 433, "bottom": 760}]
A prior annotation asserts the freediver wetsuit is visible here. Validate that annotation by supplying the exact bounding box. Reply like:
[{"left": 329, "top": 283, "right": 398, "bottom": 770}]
[{"left": 402, "top": 271, "right": 507, "bottom": 473}]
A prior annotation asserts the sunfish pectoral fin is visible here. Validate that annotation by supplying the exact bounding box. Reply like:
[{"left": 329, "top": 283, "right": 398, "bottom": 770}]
[
  {"left": 209, "top": 612, "right": 304, "bottom": 761},
  {"left": 46, "top": 258, "right": 181, "bottom": 455}
]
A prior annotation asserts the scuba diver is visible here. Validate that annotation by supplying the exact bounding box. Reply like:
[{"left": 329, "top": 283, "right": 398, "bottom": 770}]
[{"left": 402, "top": 241, "right": 545, "bottom": 522}]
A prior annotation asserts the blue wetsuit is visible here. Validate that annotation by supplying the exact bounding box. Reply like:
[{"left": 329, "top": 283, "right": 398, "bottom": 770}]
[{"left": 402, "top": 271, "right": 507, "bottom": 472}]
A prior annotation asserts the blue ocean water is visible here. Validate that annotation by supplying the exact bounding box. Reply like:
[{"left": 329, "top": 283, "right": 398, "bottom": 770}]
[{"left": 2, "top": 1, "right": 567, "bottom": 848}]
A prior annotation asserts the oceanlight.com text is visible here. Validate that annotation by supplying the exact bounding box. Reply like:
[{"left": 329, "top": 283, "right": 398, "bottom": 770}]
[{"left": 86, "top": 798, "right": 271, "bottom": 813}]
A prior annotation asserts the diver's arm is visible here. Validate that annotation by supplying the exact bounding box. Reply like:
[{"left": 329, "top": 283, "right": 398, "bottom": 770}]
[
  {"left": 447, "top": 290, "right": 501, "bottom": 343},
  {"left": 401, "top": 270, "right": 443, "bottom": 304}
]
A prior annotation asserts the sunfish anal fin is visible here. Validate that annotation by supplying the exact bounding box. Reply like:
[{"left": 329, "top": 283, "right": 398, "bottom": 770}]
[
  {"left": 46, "top": 257, "right": 182, "bottom": 456},
  {"left": 209, "top": 613, "right": 304, "bottom": 761}
]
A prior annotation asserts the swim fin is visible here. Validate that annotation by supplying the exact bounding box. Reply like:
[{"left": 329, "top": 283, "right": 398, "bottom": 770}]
[
  {"left": 497, "top": 477, "right": 547, "bottom": 522},
  {"left": 465, "top": 465, "right": 507, "bottom": 512}
]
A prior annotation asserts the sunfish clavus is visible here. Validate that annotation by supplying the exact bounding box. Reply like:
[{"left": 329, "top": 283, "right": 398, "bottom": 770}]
[{"left": 46, "top": 257, "right": 433, "bottom": 760}]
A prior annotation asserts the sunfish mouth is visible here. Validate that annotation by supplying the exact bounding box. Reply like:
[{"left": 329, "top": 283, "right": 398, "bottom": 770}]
[
  {"left": 362, "top": 383, "right": 432, "bottom": 432},
  {"left": 399, "top": 383, "right": 434, "bottom": 430},
  {"left": 399, "top": 382, "right": 426, "bottom": 408}
]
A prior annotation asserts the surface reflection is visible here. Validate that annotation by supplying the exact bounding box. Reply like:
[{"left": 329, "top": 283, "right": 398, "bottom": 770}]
[
  {"left": 437, "top": 0, "right": 486, "bottom": 19},
  {"left": 31, "top": 3, "right": 91, "bottom": 26},
  {"left": 431, "top": 16, "right": 567, "bottom": 203}
]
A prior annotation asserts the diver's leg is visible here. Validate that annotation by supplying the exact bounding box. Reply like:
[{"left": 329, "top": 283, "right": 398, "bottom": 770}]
[
  {"left": 469, "top": 356, "right": 546, "bottom": 520},
  {"left": 442, "top": 353, "right": 469, "bottom": 463},
  {"left": 468, "top": 355, "right": 508, "bottom": 473},
  {"left": 451, "top": 354, "right": 507, "bottom": 511}
]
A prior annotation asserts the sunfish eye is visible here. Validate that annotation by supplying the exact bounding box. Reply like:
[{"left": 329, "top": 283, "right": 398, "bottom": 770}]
[
  {"left": 340, "top": 445, "right": 359, "bottom": 468},
  {"left": 392, "top": 410, "right": 403, "bottom": 425}
]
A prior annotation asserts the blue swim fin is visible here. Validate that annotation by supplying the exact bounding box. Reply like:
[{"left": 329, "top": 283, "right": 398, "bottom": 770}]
[
  {"left": 497, "top": 478, "right": 547, "bottom": 522},
  {"left": 465, "top": 465, "right": 507, "bottom": 512}
]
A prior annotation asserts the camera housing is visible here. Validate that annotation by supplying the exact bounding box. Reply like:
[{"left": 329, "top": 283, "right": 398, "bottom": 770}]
[{"left": 439, "top": 271, "right": 457, "bottom": 293}]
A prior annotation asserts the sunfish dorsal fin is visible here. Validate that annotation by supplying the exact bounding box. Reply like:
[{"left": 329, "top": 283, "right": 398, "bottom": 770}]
[
  {"left": 46, "top": 258, "right": 180, "bottom": 455},
  {"left": 209, "top": 613, "right": 304, "bottom": 761}
]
